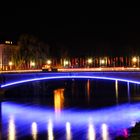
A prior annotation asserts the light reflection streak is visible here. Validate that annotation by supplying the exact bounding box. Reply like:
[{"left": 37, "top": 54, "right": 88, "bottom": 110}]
[
  {"left": 8, "top": 116, "right": 16, "bottom": 140},
  {"left": 87, "top": 123, "right": 95, "bottom": 140},
  {"left": 66, "top": 122, "right": 72, "bottom": 140},
  {"left": 87, "top": 79, "right": 90, "bottom": 103},
  {"left": 115, "top": 80, "right": 118, "bottom": 104},
  {"left": 48, "top": 119, "right": 54, "bottom": 140},
  {"left": 123, "top": 129, "right": 128, "bottom": 138},
  {"left": 54, "top": 89, "right": 64, "bottom": 114},
  {"left": 31, "top": 122, "right": 37, "bottom": 140},
  {"left": 101, "top": 123, "right": 109, "bottom": 140},
  {"left": 3, "top": 102, "right": 140, "bottom": 139},
  {"left": 127, "top": 82, "right": 130, "bottom": 102}
]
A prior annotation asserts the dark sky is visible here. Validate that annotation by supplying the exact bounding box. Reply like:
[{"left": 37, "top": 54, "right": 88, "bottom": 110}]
[{"left": 0, "top": 4, "right": 140, "bottom": 56}]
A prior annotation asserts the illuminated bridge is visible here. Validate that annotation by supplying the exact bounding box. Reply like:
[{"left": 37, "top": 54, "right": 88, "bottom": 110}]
[{"left": 1, "top": 71, "right": 140, "bottom": 88}]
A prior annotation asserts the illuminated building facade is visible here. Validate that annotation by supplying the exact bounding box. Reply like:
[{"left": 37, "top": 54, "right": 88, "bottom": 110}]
[{"left": 0, "top": 41, "right": 15, "bottom": 70}]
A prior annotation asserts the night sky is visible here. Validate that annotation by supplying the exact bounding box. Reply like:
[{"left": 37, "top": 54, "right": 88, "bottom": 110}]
[{"left": 0, "top": 4, "right": 140, "bottom": 56}]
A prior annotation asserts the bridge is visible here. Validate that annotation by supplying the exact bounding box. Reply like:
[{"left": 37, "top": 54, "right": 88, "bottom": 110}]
[{"left": 1, "top": 71, "right": 140, "bottom": 88}]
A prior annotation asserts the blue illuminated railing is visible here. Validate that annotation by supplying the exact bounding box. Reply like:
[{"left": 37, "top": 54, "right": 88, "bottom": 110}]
[{"left": 1, "top": 72, "right": 140, "bottom": 88}]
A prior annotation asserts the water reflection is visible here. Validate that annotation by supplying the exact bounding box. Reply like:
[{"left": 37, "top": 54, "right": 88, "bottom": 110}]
[
  {"left": 48, "top": 119, "right": 54, "bottom": 140},
  {"left": 0, "top": 102, "right": 1, "bottom": 140},
  {"left": 123, "top": 129, "right": 128, "bottom": 138},
  {"left": 3, "top": 78, "right": 140, "bottom": 140},
  {"left": 101, "top": 123, "right": 109, "bottom": 140},
  {"left": 66, "top": 122, "right": 72, "bottom": 140},
  {"left": 8, "top": 116, "right": 16, "bottom": 140},
  {"left": 87, "top": 123, "right": 95, "bottom": 140},
  {"left": 3, "top": 101, "right": 140, "bottom": 140},
  {"left": 127, "top": 82, "right": 130, "bottom": 103},
  {"left": 31, "top": 122, "right": 37, "bottom": 140},
  {"left": 115, "top": 80, "right": 119, "bottom": 104},
  {"left": 86, "top": 79, "right": 90, "bottom": 103},
  {"left": 54, "top": 89, "right": 64, "bottom": 114}
]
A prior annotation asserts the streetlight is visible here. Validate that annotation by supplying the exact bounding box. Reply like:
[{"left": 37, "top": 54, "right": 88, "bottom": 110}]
[
  {"left": 132, "top": 57, "right": 139, "bottom": 67},
  {"left": 9, "top": 61, "right": 13, "bottom": 66},
  {"left": 64, "top": 60, "right": 69, "bottom": 67},
  {"left": 47, "top": 60, "right": 52, "bottom": 65},
  {"left": 87, "top": 58, "right": 93, "bottom": 64},
  {"left": 101, "top": 59, "right": 105, "bottom": 65},
  {"left": 30, "top": 61, "right": 35, "bottom": 68},
  {"left": 132, "top": 57, "right": 137, "bottom": 63},
  {"left": 9, "top": 61, "right": 13, "bottom": 70},
  {"left": 100, "top": 59, "right": 106, "bottom": 67}
]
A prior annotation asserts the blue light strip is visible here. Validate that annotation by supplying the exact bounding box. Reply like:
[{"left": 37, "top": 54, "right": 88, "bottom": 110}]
[{"left": 1, "top": 75, "right": 140, "bottom": 88}]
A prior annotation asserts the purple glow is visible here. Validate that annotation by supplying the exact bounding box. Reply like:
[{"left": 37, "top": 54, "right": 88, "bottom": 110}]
[
  {"left": 1, "top": 75, "right": 140, "bottom": 88},
  {"left": 2, "top": 102, "right": 140, "bottom": 130},
  {"left": 2, "top": 102, "right": 140, "bottom": 139}
]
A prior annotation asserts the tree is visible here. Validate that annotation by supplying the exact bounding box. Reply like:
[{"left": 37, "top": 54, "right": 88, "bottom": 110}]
[{"left": 15, "top": 34, "right": 50, "bottom": 69}]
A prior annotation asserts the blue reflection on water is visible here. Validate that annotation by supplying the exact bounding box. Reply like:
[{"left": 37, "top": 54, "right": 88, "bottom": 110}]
[{"left": 2, "top": 102, "right": 140, "bottom": 139}]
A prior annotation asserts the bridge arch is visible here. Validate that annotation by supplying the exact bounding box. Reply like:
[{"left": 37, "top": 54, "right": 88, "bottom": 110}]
[{"left": 1, "top": 75, "right": 140, "bottom": 88}]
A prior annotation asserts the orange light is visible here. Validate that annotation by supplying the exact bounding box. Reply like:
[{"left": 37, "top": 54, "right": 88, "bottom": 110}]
[{"left": 54, "top": 89, "right": 64, "bottom": 114}]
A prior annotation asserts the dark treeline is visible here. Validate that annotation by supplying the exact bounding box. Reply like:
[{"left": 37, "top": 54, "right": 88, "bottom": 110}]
[{"left": 9, "top": 33, "right": 140, "bottom": 69}]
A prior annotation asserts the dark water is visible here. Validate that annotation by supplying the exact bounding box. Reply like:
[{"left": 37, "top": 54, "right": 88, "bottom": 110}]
[{"left": 1, "top": 79, "right": 140, "bottom": 140}]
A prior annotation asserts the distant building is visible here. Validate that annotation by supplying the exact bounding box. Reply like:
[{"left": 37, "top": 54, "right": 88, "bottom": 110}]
[{"left": 0, "top": 41, "right": 15, "bottom": 70}]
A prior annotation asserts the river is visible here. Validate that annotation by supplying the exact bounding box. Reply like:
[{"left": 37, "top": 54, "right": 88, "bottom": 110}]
[{"left": 1, "top": 79, "right": 140, "bottom": 139}]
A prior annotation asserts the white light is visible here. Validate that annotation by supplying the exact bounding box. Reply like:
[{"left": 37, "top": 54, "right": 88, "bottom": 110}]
[
  {"left": 88, "top": 58, "right": 92, "bottom": 64},
  {"left": 88, "top": 123, "right": 96, "bottom": 140},
  {"left": 101, "top": 123, "right": 109, "bottom": 140},
  {"left": 8, "top": 116, "right": 16, "bottom": 140},
  {"left": 48, "top": 119, "right": 54, "bottom": 140},
  {"left": 66, "top": 122, "right": 72, "bottom": 140},
  {"left": 64, "top": 60, "right": 69, "bottom": 66},
  {"left": 101, "top": 60, "right": 105, "bottom": 64},
  {"left": 31, "top": 122, "right": 37, "bottom": 140}
]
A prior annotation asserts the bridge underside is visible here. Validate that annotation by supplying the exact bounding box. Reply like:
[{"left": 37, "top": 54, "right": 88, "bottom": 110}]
[{"left": 1, "top": 72, "right": 140, "bottom": 88}]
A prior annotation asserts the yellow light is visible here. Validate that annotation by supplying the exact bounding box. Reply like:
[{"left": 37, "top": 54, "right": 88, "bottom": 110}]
[
  {"left": 47, "top": 60, "right": 52, "bottom": 65},
  {"left": 101, "top": 60, "right": 105, "bottom": 64},
  {"left": 9, "top": 61, "right": 13, "bottom": 66},
  {"left": 30, "top": 61, "right": 35, "bottom": 67},
  {"left": 87, "top": 58, "right": 92, "bottom": 64},
  {"left": 5, "top": 41, "right": 11, "bottom": 44},
  {"left": 64, "top": 60, "right": 69, "bottom": 66},
  {"left": 54, "top": 89, "right": 64, "bottom": 114},
  {"left": 132, "top": 57, "right": 137, "bottom": 63}
]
